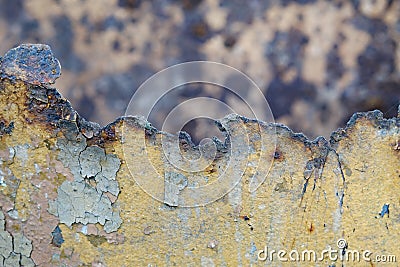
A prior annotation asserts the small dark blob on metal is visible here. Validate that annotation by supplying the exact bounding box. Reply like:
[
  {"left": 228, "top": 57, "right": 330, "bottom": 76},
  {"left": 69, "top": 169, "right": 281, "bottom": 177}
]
[
  {"left": 239, "top": 215, "right": 253, "bottom": 230},
  {"left": 273, "top": 149, "right": 284, "bottom": 161},
  {"left": 224, "top": 35, "right": 237, "bottom": 48},
  {"left": 51, "top": 225, "right": 64, "bottom": 247},
  {"left": 302, "top": 179, "right": 309, "bottom": 195},
  {"left": 0, "top": 121, "right": 14, "bottom": 136},
  {"left": 0, "top": 44, "right": 61, "bottom": 86},
  {"left": 379, "top": 204, "right": 390, "bottom": 218},
  {"left": 241, "top": 215, "right": 250, "bottom": 221}
]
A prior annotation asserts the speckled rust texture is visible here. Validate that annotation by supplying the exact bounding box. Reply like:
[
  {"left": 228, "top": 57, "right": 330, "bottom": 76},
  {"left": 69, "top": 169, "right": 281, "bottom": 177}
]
[
  {"left": 0, "top": 0, "right": 398, "bottom": 140},
  {"left": 0, "top": 44, "right": 399, "bottom": 266}
]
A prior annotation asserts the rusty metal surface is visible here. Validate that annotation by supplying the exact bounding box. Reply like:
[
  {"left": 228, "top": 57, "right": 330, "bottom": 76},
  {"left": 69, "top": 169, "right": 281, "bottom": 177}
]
[{"left": 0, "top": 45, "right": 399, "bottom": 266}]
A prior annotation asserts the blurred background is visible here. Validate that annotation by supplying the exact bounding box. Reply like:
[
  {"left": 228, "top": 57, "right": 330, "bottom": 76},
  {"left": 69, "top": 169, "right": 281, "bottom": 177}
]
[{"left": 0, "top": 0, "right": 399, "bottom": 142}]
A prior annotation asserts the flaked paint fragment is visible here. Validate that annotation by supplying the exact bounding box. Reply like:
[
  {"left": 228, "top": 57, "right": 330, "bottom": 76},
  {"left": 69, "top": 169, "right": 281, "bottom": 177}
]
[
  {"left": 51, "top": 226, "right": 64, "bottom": 247},
  {"left": 20, "top": 255, "right": 35, "bottom": 267},
  {"left": 79, "top": 146, "right": 105, "bottom": 178},
  {"left": 379, "top": 203, "right": 390, "bottom": 218},
  {"left": 3, "top": 253, "right": 19, "bottom": 266},
  {"left": 164, "top": 172, "right": 188, "bottom": 207},
  {"left": 78, "top": 117, "right": 101, "bottom": 139},
  {"left": 100, "top": 154, "right": 120, "bottom": 180},
  {"left": 12, "top": 233, "right": 32, "bottom": 257},
  {"left": 56, "top": 136, "right": 87, "bottom": 181},
  {"left": 49, "top": 180, "right": 121, "bottom": 233},
  {"left": 0, "top": 211, "right": 34, "bottom": 266},
  {"left": 95, "top": 175, "right": 119, "bottom": 196},
  {"left": 0, "top": 231, "right": 12, "bottom": 259}
]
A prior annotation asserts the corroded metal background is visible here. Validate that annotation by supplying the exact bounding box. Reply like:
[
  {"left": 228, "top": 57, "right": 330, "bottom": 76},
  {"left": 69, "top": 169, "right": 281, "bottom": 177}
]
[{"left": 0, "top": 0, "right": 399, "bottom": 140}]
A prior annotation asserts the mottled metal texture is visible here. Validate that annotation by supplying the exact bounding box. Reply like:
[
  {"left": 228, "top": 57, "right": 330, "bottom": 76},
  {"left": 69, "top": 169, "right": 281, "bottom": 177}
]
[
  {"left": 0, "top": 45, "right": 399, "bottom": 266},
  {"left": 0, "top": 0, "right": 398, "bottom": 139}
]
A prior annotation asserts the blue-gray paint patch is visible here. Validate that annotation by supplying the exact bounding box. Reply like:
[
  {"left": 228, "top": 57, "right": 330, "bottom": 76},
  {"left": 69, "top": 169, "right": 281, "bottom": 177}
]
[
  {"left": 51, "top": 225, "right": 64, "bottom": 247},
  {"left": 379, "top": 204, "right": 389, "bottom": 218}
]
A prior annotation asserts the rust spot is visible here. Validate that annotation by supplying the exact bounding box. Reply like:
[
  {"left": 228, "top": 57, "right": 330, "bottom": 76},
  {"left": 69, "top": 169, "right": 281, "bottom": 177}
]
[
  {"left": 308, "top": 222, "right": 314, "bottom": 233},
  {"left": 90, "top": 123, "right": 119, "bottom": 146}
]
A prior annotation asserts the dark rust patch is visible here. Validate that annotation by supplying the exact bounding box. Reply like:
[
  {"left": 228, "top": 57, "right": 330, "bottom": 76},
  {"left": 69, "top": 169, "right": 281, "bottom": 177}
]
[
  {"left": 88, "top": 122, "right": 120, "bottom": 147},
  {"left": 0, "top": 44, "right": 61, "bottom": 86},
  {"left": 0, "top": 120, "right": 14, "bottom": 136}
]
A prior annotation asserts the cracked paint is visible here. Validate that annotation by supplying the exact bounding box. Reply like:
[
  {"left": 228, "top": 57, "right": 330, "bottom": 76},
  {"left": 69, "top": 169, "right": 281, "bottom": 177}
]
[
  {"left": 0, "top": 210, "right": 34, "bottom": 267},
  {"left": 48, "top": 180, "right": 121, "bottom": 233},
  {"left": 51, "top": 141, "right": 122, "bottom": 233},
  {"left": 54, "top": 127, "right": 122, "bottom": 233}
]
